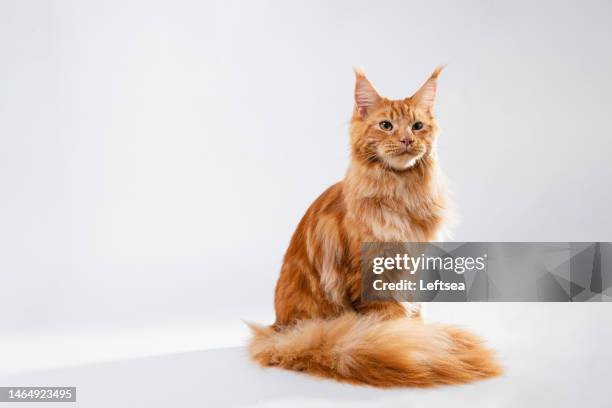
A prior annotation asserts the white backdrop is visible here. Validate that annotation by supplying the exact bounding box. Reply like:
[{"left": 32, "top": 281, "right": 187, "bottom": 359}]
[{"left": 1, "top": 0, "right": 611, "bottom": 373}]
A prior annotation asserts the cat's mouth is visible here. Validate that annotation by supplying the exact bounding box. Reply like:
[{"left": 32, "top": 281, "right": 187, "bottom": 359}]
[
  {"left": 378, "top": 144, "right": 426, "bottom": 170},
  {"left": 388, "top": 145, "right": 425, "bottom": 158}
]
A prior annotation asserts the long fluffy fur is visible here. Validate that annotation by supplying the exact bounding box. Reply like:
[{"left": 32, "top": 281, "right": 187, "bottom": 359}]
[
  {"left": 248, "top": 68, "right": 502, "bottom": 387},
  {"left": 248, "top": 314, "right": 501, "bottom": 387}
]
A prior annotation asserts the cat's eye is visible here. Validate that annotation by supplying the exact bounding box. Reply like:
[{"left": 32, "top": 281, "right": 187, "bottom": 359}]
[
  {"left": 379, "top": 121, "right": 393, "bottom": 131},
  {"left": 412, "top": 122, "right": 424, "bottom": 131}
]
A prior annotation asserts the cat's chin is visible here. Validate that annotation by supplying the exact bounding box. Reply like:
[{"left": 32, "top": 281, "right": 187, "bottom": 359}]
[{"left": 383, "top": 152, "right": 424, "bottom": 171}]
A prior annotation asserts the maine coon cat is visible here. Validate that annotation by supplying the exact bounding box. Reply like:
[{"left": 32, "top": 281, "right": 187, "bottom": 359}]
[{"left": 248, "top": 68, "right": 501, "bottom": 387}]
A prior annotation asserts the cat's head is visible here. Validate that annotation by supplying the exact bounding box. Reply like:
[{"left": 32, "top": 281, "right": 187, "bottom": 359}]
[{"left": 350, "top": 67, "right": 442, "bottom": 171}]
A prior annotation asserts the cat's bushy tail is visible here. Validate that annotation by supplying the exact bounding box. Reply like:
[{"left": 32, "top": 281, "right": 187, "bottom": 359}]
[{"left": 247, "top": 313, "right": 502, "bottom": 387}]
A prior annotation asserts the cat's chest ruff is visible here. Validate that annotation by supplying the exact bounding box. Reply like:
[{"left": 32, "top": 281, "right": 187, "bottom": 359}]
[{"left": 362, "top": 200, "right": 438, "bottom": 242}]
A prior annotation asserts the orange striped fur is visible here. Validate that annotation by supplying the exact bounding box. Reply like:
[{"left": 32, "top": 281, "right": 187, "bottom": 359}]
[{"left": 248, "top": 68, "right": 502, "bottom": 387}]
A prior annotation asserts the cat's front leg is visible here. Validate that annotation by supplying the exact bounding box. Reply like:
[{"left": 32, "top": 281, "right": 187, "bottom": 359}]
[{"left": 346, "top": 267, "right": 418, "bottom": 321}]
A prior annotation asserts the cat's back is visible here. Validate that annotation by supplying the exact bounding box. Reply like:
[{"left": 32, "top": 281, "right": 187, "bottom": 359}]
[
  {"left": 306, "top": 181, "right": 346, "bottom": 219},
  {"left": 274, "top": 181, "right": 349, "bottom": 324},
  {"left": 286, "top": 181, "right": 347, "bottom": 249}
]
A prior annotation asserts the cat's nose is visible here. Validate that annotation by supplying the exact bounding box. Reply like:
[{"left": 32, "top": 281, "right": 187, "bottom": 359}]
[{"left": 400, "top": 138, "right": 414, "bottom": 146}]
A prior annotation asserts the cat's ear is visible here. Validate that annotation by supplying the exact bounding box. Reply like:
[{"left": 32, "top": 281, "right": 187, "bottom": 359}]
[
  {"left": 410, "top": 66, "right": 444, "bottom": 111},
  {"left": 354, "top": 68, "right": 381, "bottom": 118}
]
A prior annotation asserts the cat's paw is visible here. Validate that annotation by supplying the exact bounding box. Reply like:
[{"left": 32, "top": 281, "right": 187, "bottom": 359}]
[{"left": 403, "top": 302, "right": 422, "bottom": 320}]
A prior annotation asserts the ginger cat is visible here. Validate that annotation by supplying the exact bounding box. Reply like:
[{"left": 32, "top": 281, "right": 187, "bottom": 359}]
[{"left": 248, "top": 68, "right": 501, "bottom": 387}]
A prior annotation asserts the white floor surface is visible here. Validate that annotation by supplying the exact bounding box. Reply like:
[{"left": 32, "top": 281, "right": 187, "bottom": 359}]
[{"left": 2, "top": 303, "right": 611, "bottom": 407}]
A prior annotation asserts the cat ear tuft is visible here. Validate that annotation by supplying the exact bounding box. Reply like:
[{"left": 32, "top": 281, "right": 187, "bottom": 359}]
[
  {"left": 411, "top": 65, "right": 445, "bottom": 111},
  {"left": 354, "top": 68, "right": 381, "bottom": 117}
]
